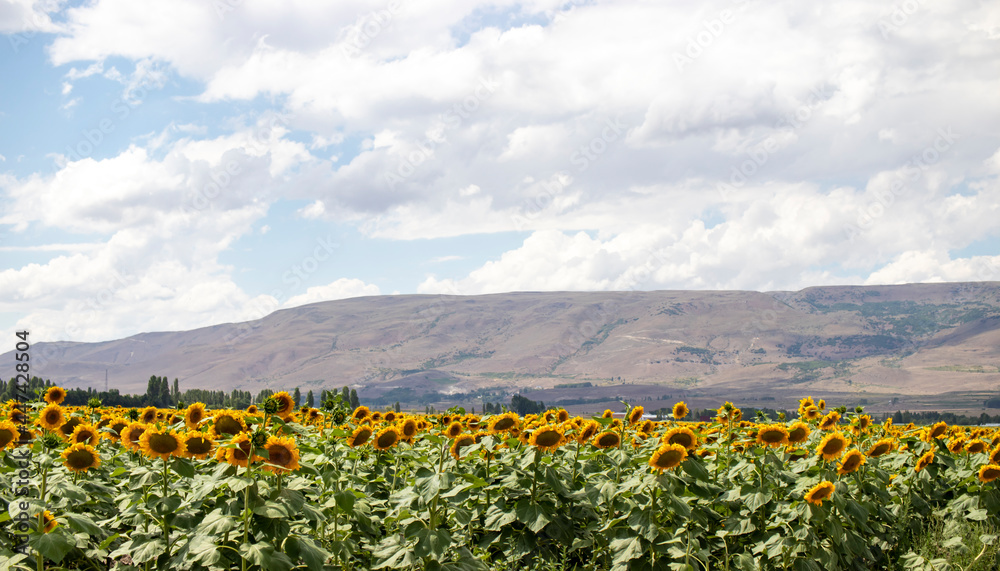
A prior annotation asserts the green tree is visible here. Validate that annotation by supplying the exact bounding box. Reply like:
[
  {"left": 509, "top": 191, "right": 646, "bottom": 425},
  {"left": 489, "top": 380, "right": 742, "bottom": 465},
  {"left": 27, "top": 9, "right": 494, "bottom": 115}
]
[
  {"left": 349, "top": 388, "right": 360, "bottom": 410},
  {"left": 293, "top": 387, "right": 301, "bottom": 407},
  {"left": 307, "top": 390, "right": 315, "bottom": 408}
]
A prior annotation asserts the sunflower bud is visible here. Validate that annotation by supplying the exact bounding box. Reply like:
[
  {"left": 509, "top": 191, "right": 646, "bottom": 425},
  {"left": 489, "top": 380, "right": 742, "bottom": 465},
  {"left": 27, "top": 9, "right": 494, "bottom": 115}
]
[
  {"left": 87, "top": 398, "right": 102, "bottom": 409},
  {"left": 252, "top": 429, "right": 268, "bottom": 448},
  {"left": 855, "top": 406, "right": 864, "bottom": 414},
  {"left": 777, "top": 411, "right": 786, "bottom": 420},
  {"left": 41, "top": 433, "right": 62, "bottom": 450},
  {"left": 263, "top": 398, "right": 279, "bottom": 415},
  {"left": 126, "top": 408, "right": 139, "bottom": 421}
]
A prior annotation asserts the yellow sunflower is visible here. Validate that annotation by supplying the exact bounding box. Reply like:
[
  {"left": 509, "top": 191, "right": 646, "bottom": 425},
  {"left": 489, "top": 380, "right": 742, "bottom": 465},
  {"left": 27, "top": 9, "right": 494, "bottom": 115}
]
[
  {"left": 399, "top": 418, "right": 419, "bottom": 441},
  {"left": 224, "top": 433, "right": 260, "bottom": 468},
  {"left": 817, "top": 432, "right": 850, "bottom": 461},
  {"left": 450, "top": 433, "right": 477, "bottom": 460},
  {"left": 924, "top": 422, "right": 948, "bottom": 441},
  {"left": 915, "top": 450, "right": 934, "bottom": 472},
  {"left": 44, "top": 386, "right": 66, "bottom": 405},
  {"left": 662, "top": 426, "right": 699, "bottom": 451},
  {"left": 0, "top": 419, "right": 20, "bottom": 449},
  {"left": 787, "top": 422, "right": 810, "bottom": 444},
  {"left": 383, "top": 411, "right": 397, "bottom": 424},
  {"left": 351, "top": 405, "right": 371, "bottom": 423},
  {"left": 347, "top": 425, "right": 373, "bottom": 447},
  {"left": 41, "top": 510, "right": 58, "bottom": 533},
  {"left": 445, "top": 421, "right": 464, "bottom": 438},
  {"left": 802, "top": 406, "right": 822, "bottom": 421},
  {"left": 649, "top": 443, "right": 687, "bottom": 472},
  {"left": 246, "top": 404, "right": 259, "bottom": 414},
  {"left": 271, "top": 391, "right": 296, "bottom": 420},
  {"left": 593, "top": 431, "right": 621, "bottom": 449},
  {"left": 184, "top": 403, "right": 207, "bottom": 430},
  {"left": 866, "top": 438, "right": 895, "bottom": 458},
  {"left": 989, "top": 445, "right": 1000, "bottom": 465},
  {"left": 38, "top": 404, "right": 65, "bottom": 431},
  {"left": 261, "top": 435, "right": 300, "bottom": 474},
  {"left": 672, "top": 401, "right": 689, "bottom": 420},
  {"left": 578, "top": 420, "right": 600, "bottom": 444},
  {"left": 965, "top": 440, "right": 988, "bottom": 455},
  {"left": 978, "top": 464, "right": 1000, "bottom": 483},
  {"left": 61, "top": 443, "right": 101, "bottom": 473},
  {"left": 374, "top": 426, "right": 400, "bottom": 450},
  {"left": 139, "top": 427, "right": 186, "bottom": 461},
  {"left": 818, "top": 411, "right": 841, "bottom": 431},
  {"left": 182, "top": 431, "right": 214, "bottom": 459},
  {"left": 601, "top": 409, "right": 614, "bottom": 419},
  {"left": 70, "top": 423, "right": 100, "bottom": 446},
  {"left": 804, "top": 481, "right": 835, "bottom": 506},
  {"left": 755, "top": 424, "right": 790, "bottom": 448},
  {"left": 139, "top": 406, "right": 159, "bottom": 425},
  {"left": 627, "top": 406, "right": 644, "bottom": 426},
  {"left": 119, "top": 422, "right": 148, "bottom": 451},
  {"left": 105, "top": 417, "right": 129, "bottom": 442},
  {"left": 487, "top": 412, "right": 520, "bottom": 434},
  {"left": 530, "top": 425, "right": 565, "bottom": 452},
  {"left": 837, "top": 449, "right": 865, "bottom": 475},
  {"left": 212, "top": 411, "right": 247, "bottom": 436},
  {"left": 556, "top": 409, "right": 570, "bottom": 423}
]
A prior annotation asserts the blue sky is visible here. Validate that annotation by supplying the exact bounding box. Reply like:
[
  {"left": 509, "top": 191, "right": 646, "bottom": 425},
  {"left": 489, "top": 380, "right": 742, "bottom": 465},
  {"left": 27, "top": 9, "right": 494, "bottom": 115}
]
[{"left": 1, "top": 0, "right": 999, "bottom": 343}]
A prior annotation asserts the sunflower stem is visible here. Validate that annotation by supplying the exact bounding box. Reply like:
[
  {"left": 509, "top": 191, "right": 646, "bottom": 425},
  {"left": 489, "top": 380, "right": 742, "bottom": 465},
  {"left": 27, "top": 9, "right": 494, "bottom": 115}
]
[
  {"left": 36, "top": 463, "right": 48, "bottom": 571},
  {"left": 530, "top": 447, "right": 542, "bottom": 503}
]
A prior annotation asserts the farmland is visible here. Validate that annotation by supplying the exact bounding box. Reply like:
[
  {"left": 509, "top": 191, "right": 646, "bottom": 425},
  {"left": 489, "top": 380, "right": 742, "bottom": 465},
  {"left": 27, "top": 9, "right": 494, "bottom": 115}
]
[{"left": 1, "top": 388, "right": 999, "bottom": 570}]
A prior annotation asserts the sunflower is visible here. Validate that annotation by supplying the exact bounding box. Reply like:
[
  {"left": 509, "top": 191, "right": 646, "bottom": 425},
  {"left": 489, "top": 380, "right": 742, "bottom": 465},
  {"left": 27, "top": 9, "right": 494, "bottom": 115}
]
[
  {"left": 627, "top": 406, "right": 644, "bottom": 425},
  {"left": 787, "top": 422, "right": 810, "bottom": 444},
  {"left": 41, "top": 510, "right": 58, "bottom": 533},
  {"left": 61, "top": 443, "right": 101, "bottom": 473},
  {"left": 399, "top": 418, "right": 419, "bottom": 441},
  {"left": 804, "top": 481, "right": 835, "bottom": 506},
  {"left": 817, "top": 432, "right": 850, "bottom": 461},
  {"left": 184, "top": 403, "right": 207, "bottom": 430},
  {"left": 755, "top": 424, "right": 790, "bottom": 448},
  {"left": 837, "top": 449, "right": 865, "bottom": 475},
  {"left": 374, "top": 426, "right": 400, "bottom": 450},
  {"left": 818, "top": 411, "right": 841, "bottom": 431},
  {"left": 578, "top": 420, "right": 600, "bottom": 444},
  {"left": 866, "top": 438, "right": 895, "bottom": 458},
  {"left": 224, "top": 433, "right": 259, "bottom": 468},
  {"left": 593, "top": 431, "right": 621, "bottom": 449},
  {"left": 648, "top": 442, "right": 687, "bottom": 472},
  {"left": 0, "top": 420, "right": 20, "bottom": 449},
  {"left": 530, "top": 425, "right": 565, "bottom": 452},
  {"left": 817, "top": 399, "right": 826, "bottom": 411},
  {"left": 104, "top": 417, "right": 129, "bottom": 442},
  {"left": 965, "top": 440, "right": 987, "bottom": 455},
  {"left": 139, "top": 427, "right": 186, "bottom": 461},
  {"left": 601, "top": 409, "right": 614, "bottom": 419},
  {"left": 119, "top": 422, "right": 148, "bottom": 451},
  {"left": 978, "top": 464, "right": 1000, "bottom": 483},
  {"left": 38, "top": 405, "right": 65, "bottom": 431},
  {"left": 797, "top": 396, "right": 815, "bottom": 416},
  {"left": 351, "top": 406, "right": 371, "bottom": 423},
  {"left": 487, "top": 412, "right": 520, "bottom": 434},
  {"left": 442, "top": 433, "right": 474, "bottom": 460},
  {"left": 347, "top": 425, "right": 373, "bottom": 447},
  {"left": 213, "top": 411, "right": 247, "bottom": 436},
  {"left": 44, "top": 386, "right": 66, "bottom": 405},
  {"left": 915, "top": 450, "right": 935, "bottom": 472},
  {"left": 271, "top": 392, "right": 296, "bottom": 419},
  {"left": 70, "top": 423, "right": 100, "bottom": 446},
  {"left": 383, "top": 411, "right": 397, "bottom": 424},
  {"left": 638, "top": 419, "right": 655, "bottom": 434},
  {"left": 556, "top": 409, "right": 570, "bottom": 423},
  {"left": 139, "top": 406, "right": 159, "bottom": 424},
  {"left": 855, "top": 414, "right": 872, "bottom": 432},
  {"left": 261, "top": 435, "right": 300, "bottom": 474},
  {"left": 662, "top": 426, "right": 699, "bottom": 450},
  {"left": 672, "top": 401, "right": 689, "bottom": 420},
  {"left": 182, "top": 431, "right": 214, "bottom": 459},
  {"left": 990, "top": 445, "right": 1000, "bottom": 465},
  {"left": 925, "top": 422, "right": 948, "bottom": 441},
  {"left": 445, "top": 421, "right": 464, "bottom": 438}
]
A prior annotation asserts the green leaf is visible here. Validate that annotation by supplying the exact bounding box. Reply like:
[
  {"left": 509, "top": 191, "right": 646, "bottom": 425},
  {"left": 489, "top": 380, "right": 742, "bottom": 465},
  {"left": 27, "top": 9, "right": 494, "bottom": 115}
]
[
  {"left": 484, "top": 504, "right": 516, "bottom": 531},
  {"left": 610, "top": 536, "right": 644, "bottom": 567},
  {"left": 98, "top": 533, "right": 120, "bottom": 551},
  {"left": 515, "top": 499, "right": 551, "bottom": 533},
  {"left": 240, "top": 542, "right": 294, "bottom": 571},
  {"left": 334, "top": 490, "right": 356, "bottom": 513},
  {"left": 28, "top": 531, "right": 75, "bottom": 563},
  {"left": 967, "top": 508, "right": 989, "bottom": 521},
  {"left": 253, "top": 500, "right": 290, "bottom": 519},
  {"left": 284, "top": 536, "right": 333, "bottom": 571},
  {"left": 415, "top": 468, "right": 441, "bottom": 503},
  {"left": 627, "top": 508, "right": 658, "bottom": 541},
  {"left": 682, "top": 455, "right": 710, "bottom": 481},
  {"left": 63, "top": 512, "right": 103, "bottom": 537},
  {"left": 744, "top": 491, "right": 772, "bottom": 513},
  {"left": 130, "top": 538, "right": 167, "bottom": 564},
  {"left": 171, "top": 457, "right": 196, "bottom": 478},
  {"left": 195, "top": 509, "right": 236, "bottom": 535},
  {"left": 414, "top": 527, "right": 452, "bottom": 560}
]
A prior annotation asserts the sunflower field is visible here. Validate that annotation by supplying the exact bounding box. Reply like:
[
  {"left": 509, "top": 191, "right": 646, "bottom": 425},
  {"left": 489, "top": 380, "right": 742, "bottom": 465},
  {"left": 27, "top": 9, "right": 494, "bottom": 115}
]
[{"left": 1, "top": 388, "right": 1000, "bottom": 570}]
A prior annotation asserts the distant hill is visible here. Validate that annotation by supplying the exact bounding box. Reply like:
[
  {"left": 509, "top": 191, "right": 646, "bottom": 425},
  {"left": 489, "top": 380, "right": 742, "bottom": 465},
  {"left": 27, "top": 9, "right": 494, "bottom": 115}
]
[{"left": 13, "top": 282, "right": 1000, "bottom": 415}]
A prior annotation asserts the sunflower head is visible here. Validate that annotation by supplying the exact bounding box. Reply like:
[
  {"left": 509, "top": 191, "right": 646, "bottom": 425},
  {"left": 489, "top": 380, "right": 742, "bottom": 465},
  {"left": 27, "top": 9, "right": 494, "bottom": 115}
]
[
  {"left": 593, "top": 431, "right": 621, "bottom": 449},
  {"left": 41, "top": 510, "right": 58, "bottom": 533},
  {"left": 272, "top": 392, "right": 296, "bottom": 418},
  {"left": 925, "top": 421, "right": 948, "bottom": 441},
  {"left": 649, "top": 442, "right": 687, "bottom": 472},
  {"left": 627, "top": 406, "right": 644, "bottom": 426},
  {"left": 182, "top": 431, "right": 214, "bottom": 459},
  {"left": 224, "top": 433, "right": 259, "bottom": 468},
  {"left": 866, "top": 438, "right": 895, "bottom": 458},
  {"left": 139, "top": 427, "right": 186, "bottom": 461},
  {"left": 0, "top": 420, "right": 20, "bottom": 449},
  {"left": 400, "top": 418, "right": 419, "bottom": 440},
  {"left": 978, "top": 464, "right": 1000, "bottom": 483},
  {"left": 61, "top": 442, "right": 101, "bottom": 473},
  {"left": 556, "top": 409, "right": 570, "bottom": 423},
  {"left": 374, "top": 426, "right": 400, "bottom": 450},
  {"left": 38, "top": 405, "right": 65, "bottom": 431},
  {"left": 347, "top": 425, "right": 373, "bottom": 447},
  {"left": 445, "top": 421, "right": 464, "bottom": 438},
  {"left": 804, "top": 481, "right": 835, "bottom": 506},
  {"left": 70, "top": 423, "right": 100, "bottom": 446},
  {"left": 601, "top": 409, "right": 614, "bottom": 419},
  {"left": 487, "top": 412, "right": 519, "bottom": 434},
  {"left": 184, "top": 403, "right": 207, "bottom": 430},
  {"left": 246, "top": 405, "right": 259, "bottom": 414},
  {"left": 818, "top": 411, "right": 841, "bottom": 431},
  {"left": 915, "top": 450, "right": 935, "bottom": 472},
  {"left": 352, "top": 406, "right": 371, "bottom": 423},
  {"left": 44, "top": 386, "right": 66, "bottom": 405},
  {"left": 529, "top": 425, "right": 565, "bottom": 452},
  {"left": 756, "top": 424, "right": 790, "bottom": 448},
  {"left": 672, "top": 401, "right": 689, "bottom": 420},
  {"left": 837, "top": 449, "right": 865, "bottom": 475},
  {"left": 261, "top": 435, "right": 300, "bottom": 474},
  {"left": 663, "top": 426, "right": 699, "bottom": 450},
  {"left": 578, "top": 420, "right": 600, "bottom": 444},
  {"left": 213, "top": 412, "right": 247, "bottom": 436},
  {"left": 787, "top": 422, "right": 810, "bottom": 444},
  {"left": 817, "top": 432, "right": 850, "bottom": 461}
]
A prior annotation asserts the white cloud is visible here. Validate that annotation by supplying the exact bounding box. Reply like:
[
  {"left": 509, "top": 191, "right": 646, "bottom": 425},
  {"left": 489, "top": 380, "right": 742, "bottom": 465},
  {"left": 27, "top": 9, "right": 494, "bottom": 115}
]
[{"left": 281, "top": 278, "right": 380, "bottom": 309}]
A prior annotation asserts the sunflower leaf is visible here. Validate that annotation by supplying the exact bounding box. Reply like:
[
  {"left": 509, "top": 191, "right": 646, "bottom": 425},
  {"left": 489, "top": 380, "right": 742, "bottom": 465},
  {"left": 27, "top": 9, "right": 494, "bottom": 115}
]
[
  {"left": 28, "top": 531, "right": 75, "bottom": 563},
  {"left": 171, "top": 458, "right": 195, "bottom": 478},
  {"left": 284, "top": 536, "right": 333, "bottom": 571},
  {"left": 514, "top": 498, "right": 551, "bottom": 533}
]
